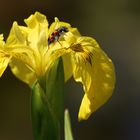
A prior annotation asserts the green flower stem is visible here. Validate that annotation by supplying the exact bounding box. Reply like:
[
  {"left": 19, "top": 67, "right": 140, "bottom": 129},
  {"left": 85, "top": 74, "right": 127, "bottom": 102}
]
[
  {"left": 31, "top": 58, "right": 64, "bottom": 140},
  {"left": 65, "top": 110, "right": 74, "bottom": 140},
  {"left": 31, "top": 84, "right": 60, "bottom": 140}
]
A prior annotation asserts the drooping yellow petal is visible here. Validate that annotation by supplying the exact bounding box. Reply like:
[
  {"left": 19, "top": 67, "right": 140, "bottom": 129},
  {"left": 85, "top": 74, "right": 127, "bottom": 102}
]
[
  {"left": 77, "top": 51, "right": 115, "bottom": 120},
  {"left": 64, "top": 36, "right": 115, "bottom": 120}
]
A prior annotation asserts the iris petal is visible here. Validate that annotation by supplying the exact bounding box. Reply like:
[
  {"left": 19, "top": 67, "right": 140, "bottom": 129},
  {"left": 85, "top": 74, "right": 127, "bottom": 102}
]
[
  {"left": 25, "top": 12, "right": 49, "bottom": 51},
  {"left": 70, "top": 37, "right": 115, "bottom": 120},
  {"left": 6, "top": 22, "right": 27, "bottom": 46},
  {"left": 9, "top": 58, "right": 36, "bottom": 86}
]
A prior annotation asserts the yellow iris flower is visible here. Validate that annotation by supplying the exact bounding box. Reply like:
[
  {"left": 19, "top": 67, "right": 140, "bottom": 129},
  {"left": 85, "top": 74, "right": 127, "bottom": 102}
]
[{"left": 0, "top": 12, "right": 115, "bottom": 120}]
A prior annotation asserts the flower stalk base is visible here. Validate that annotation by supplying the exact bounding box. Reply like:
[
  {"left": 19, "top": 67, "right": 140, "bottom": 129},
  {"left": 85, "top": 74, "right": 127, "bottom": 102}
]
[{"left": 31, "top": 58, "right": 64, "bottom": 140}]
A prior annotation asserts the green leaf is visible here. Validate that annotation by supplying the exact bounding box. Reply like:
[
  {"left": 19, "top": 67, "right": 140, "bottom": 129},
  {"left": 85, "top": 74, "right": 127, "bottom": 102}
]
[
  {"left": 45, "top": 57, "right": 64, "bottom": 124},
  {"left": 31, "top": 83, "right": 60, "bottom": 140},
  {"left": 65, "top": 109, "right": 74, "bottom": 140},
  {"left": 31, "top": 57, "right": 64, "bottom": 140}
]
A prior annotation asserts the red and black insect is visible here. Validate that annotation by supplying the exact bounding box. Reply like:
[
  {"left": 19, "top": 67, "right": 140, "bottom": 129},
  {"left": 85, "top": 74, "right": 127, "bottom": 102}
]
[{"left": 48, "top": 26, "right": 69, "bottom": 45}]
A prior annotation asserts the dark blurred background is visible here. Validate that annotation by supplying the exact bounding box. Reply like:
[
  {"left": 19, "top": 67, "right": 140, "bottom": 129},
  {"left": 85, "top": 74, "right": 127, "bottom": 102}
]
[{"left": 0, "top": 0, "right": 140, "bottom": 140}]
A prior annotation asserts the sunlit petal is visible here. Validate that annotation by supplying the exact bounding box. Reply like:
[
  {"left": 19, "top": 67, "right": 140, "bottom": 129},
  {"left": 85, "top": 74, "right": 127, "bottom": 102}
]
[
  {"left": 25, "top": 12, "right": 49, "bottom": 51},
  {"left": 65, "top": 36, "right": 115, "bottom": 120},
  {"left": 9, "top": 58, "right": 36, "bottom": 86},
  {"left": 6, "top": 22, "right": 27, "bottom": 46}
]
